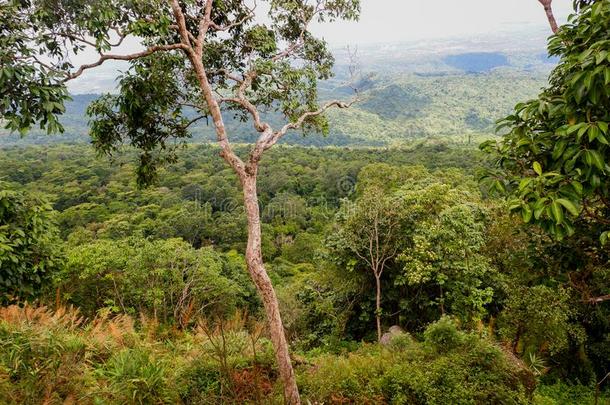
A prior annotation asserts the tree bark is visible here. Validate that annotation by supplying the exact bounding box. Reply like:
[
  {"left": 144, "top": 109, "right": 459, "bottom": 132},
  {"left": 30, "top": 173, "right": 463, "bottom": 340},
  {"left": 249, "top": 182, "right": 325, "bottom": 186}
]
[
  {"left": 538, "top": 0, "right": 559, "bottom": 33},
  {"left": 242, "top": 174, "right": 301, "bottom": 405},
  {"left": 375, "top": 274, "right": 382, "bottom": 342}
]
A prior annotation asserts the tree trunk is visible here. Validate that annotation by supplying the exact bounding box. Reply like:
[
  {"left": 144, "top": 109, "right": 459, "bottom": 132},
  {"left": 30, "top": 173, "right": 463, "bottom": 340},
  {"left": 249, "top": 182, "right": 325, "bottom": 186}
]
[
  {"left": 241, "top": 174, "right": 301, "bottom": 405},
  {"left": 538, "top": 0, "right": 559, "bottom": 33},
  {"left": 375, "top": 274, "right": 382, "bottom": 342}
]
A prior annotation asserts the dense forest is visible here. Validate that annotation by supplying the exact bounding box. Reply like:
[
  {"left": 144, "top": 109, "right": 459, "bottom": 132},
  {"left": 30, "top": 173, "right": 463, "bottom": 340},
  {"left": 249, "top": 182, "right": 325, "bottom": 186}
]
[
  {"left": 0, "top": 70, "right": 548, "bottom": 147},
  {"left": 1, "top": 143, "right": 608, "bottom": 403},
  {"left": 1, "top": 0, "right": 610, "bottom": 404}
]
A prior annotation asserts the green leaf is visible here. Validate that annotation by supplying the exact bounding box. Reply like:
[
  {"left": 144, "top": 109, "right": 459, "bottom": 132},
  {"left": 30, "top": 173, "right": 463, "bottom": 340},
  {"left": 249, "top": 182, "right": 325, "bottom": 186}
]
[
  {"left": 586, "top": 149, "right": 605, "bottom": 170},
  {"left": 552, "top": 140, "right": 568, "bottom": 159},
  {"left": 588, "top": 125, "right": 601, "bottom": 142},
  {"left": 533, "top": 162, "right": 543, "bottom": 176},
  {"left": 556, "top": 198, "right": 580, "bottom": 216},
  {"left": 577, "top": 124, "right": 590, "bottom": 140},
  {"left": 522, "top": 205, "right": 533, "bottom": 223},
  {"left": 571, "top": 181, "right": 584, "bottom": 196},
  {"left": 567, "top": 123, "right": 586, "bottom": 134},
  {"left": 550, "top": 201, "right": 564, "bottom": 225},
  {"left": 518, "top": 178, "right": 533, "bottom": 192}
]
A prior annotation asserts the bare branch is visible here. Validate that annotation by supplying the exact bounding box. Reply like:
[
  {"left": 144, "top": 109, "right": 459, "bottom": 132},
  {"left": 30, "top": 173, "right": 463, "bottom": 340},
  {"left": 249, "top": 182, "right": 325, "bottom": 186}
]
[
  {"left": 210, "top": 68, "right": 244, "bottom": 84},
  {"left": 262, "top": 98, "right": 358, "bottom": 150},
  {"left": 182, "top": 115, "right": 208, "bottom": 129},
  {"left": 196, "top": 0, "right": 215, "bottom": 54},
  {"left": 171, "top": 0, "right": 246, "bottom": 177},
  {"left": 58, "top": 33, "right": 98, "bottom": 48},
  {"left": 219, "top": 70, "right": 270, "bottom": 136},
  {"left": 168, "top": 24, "right": 198, "bottom": 44},
  {"left": 170, "top": 0, "right": 196, "bottom": 52},
  {"left": 64, "top": 43, "right": 189, "bottom": 81},
  {"left": 109, "top": 28, "right": 127, "bottom": 47}
]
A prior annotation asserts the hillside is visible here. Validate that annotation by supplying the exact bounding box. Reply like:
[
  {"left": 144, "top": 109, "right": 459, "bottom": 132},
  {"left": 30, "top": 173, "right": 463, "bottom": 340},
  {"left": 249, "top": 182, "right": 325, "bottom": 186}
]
[{"left": 1, "top": 31, "right": 553, "bottom": 147}]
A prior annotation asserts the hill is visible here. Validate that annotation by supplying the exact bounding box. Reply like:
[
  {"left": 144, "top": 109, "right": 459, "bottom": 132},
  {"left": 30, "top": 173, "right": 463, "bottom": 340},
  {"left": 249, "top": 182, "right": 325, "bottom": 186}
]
[{"left": 0, "top": 29, "right": 553, "bottom": 147}]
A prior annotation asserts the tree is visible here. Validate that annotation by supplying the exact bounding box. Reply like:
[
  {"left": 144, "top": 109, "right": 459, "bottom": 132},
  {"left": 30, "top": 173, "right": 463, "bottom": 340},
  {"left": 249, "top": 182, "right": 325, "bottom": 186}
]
[
  {"left": 481, "top": 0, "right": 610, "bottom": 333},
  {"left": 0, "top": 186, "right": 62, "bottom": 303},
  {"left": 1, "top": 1, "right": 360, "bottom": 402},
  {"left": 399, "top": 201, "right": 495, "bottom": 323},
  {"left": 481, "top": 1, "right": 610, "bottom": 244},
  {"left": 334, "top": 186, "right": 404, "bottom": 341},
  {"left": 62, "top": 237, "right": 242, "bottom": 325}
]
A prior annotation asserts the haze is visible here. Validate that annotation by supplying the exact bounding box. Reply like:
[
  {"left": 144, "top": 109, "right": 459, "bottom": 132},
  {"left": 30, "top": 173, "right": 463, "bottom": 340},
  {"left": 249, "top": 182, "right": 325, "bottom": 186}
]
[
  {"left": 67, "top": 0, "right": 576, "bottom": 93},
  {"left": 312, "top": 0, "right": 574, "bottom": 44}
]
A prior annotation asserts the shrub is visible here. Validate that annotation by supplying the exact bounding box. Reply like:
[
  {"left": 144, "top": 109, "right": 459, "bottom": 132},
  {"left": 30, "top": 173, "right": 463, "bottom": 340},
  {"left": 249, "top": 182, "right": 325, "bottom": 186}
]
[
  {"left": 533, "top": 382, "right": 610, "bottom": 405},
  {"left": 101, "top": 348, "right": 179, "bottom": 404},
  {"left": 423, "top": 316, "right": 464, "bottom": 352},
  {"left": 299, "top": 321, "right": 535, "bottom": 404},
  {"left": 0, "top": 187, "right": 63, "bottom": 303}
]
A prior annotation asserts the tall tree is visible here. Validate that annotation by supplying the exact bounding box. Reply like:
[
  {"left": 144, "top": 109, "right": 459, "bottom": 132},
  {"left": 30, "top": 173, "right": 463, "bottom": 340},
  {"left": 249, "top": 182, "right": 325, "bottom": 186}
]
[
  {"left": 0, "top": 1, "right": 360, "bottom": 402},
  {"left": 334, "top": 186, "right": 404, "bottom": 341},
  {"left": 482, "top": 0, "right": 610, "bottom": 240}
]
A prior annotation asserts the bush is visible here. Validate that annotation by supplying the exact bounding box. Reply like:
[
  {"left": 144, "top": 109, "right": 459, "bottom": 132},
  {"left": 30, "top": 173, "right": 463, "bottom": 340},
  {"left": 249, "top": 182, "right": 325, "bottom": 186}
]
[
  {"left": 101, "top": 348, "right": 179, "bottom": 404},
  {"left": 60, "top": 237, "right": 245, "bottom": 325},
  {"left": 533, "top": 382, "right": 609, "bottom": 405},
  {"left": 0, "top": 305, "right": 553, "bottom": 405},
  {"left": 299, "top": 322, "right": 535, "bottom": 404},
  {"left": 423, "top": 316, "right": 464, "bottom": 352},
  {"left": 0, "top": 187, "right": 63, "bottom": 303},
  {"left": 0, "top": 305, "right": 282, "bottom": 404}
]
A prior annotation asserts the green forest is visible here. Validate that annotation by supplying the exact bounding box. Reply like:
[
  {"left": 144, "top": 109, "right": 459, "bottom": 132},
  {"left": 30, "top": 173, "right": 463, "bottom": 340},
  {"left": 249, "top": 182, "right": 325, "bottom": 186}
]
[{"left": 1, "top": 0, "right": 610, "bottom": 404}]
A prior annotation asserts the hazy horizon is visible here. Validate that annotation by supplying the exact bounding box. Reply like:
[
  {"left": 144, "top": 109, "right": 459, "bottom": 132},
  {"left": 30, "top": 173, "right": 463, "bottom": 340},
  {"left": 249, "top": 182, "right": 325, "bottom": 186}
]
[
  {"left": 312, "top": 0, "right": 574, "bottom": 45},
  {"left": 66, "top": 0, "right": 575, "bottom": 93}
]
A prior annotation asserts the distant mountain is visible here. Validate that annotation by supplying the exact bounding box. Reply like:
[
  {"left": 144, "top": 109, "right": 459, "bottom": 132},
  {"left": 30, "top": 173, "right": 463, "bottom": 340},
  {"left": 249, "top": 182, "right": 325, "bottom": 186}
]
[{"left": 1, "top": 29, "right": 555, "bottom": 148}]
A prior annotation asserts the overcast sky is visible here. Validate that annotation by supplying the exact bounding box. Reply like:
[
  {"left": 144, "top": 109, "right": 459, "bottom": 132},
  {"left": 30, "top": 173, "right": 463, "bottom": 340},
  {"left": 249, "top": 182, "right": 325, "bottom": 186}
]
[
  {"left": 311, "top": 0, "right": 574, "bottom": 44},
  {"left": 67, "top": 0, "right": 576, "bottom": 92}
]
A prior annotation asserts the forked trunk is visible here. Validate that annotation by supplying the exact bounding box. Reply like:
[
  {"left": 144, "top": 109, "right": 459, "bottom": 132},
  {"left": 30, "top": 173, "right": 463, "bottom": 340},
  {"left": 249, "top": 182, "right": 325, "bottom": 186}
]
[
  {"left": 241, "top": 174, "right": 301, "bottom": 405},
  {"left": 375, "top": 274, "right": 382, "bottom": 342}
]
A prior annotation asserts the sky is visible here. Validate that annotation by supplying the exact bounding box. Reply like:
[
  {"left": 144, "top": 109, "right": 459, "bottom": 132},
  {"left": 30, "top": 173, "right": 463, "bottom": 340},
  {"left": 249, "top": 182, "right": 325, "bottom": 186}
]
[
  {"left": 311, "top": 0, "right": 574, "bottom": 45},
  {"left": 67, "top": 0, "right": 576, "bottom": 92}
]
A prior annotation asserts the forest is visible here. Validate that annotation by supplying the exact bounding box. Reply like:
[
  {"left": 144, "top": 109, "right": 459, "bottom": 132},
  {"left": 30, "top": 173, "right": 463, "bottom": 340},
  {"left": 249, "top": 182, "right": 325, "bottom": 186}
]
[{"left": 1, "top": 0, "right": 610, "bottom": 404}]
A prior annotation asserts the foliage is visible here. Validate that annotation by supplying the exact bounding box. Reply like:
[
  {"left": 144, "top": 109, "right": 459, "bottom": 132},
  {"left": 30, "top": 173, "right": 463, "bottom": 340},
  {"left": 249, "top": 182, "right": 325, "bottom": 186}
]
[
  {"left": 299, "top": 318, "right": 535, "bottom": 404},
  {"left": 61, "top": 237, "right": 245, "bottom": 325},
  {"left": 478, "top": 0, "right": 610, "bottom": 384},
  {"left": 277, "top": 268, "right": 362, "bottom": 350},
  {"left": 0, "top": 304, "right": 605, "bottom": 404},
  {"left": 0, "top": 186, "right": 62, "bottom": 302},
  {"left": 0, "top": 1, "right": 69, "bottom": 135},
  {"left": 0, "top": 143, "right": 607, "bottom": 395},
  {"left": 533, "top": 381, "right": 610, "bottom": 405},
  {"left": 0, "top": 304, "right": 277, "bottom": 404},
  {"left": 497, "top": 285, "right": 581, "bottom": 356},
  {"left": 397, "top": 183, "right": 496, "bottom": 322},
  {"left": 481, "top": 0, "right": 610, "bottom": 242},
  {"left": 0, "top": 0, "right": 361, "bottom": 185}
]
